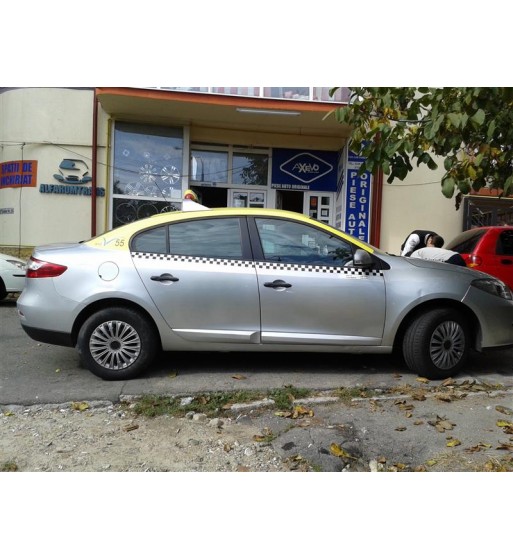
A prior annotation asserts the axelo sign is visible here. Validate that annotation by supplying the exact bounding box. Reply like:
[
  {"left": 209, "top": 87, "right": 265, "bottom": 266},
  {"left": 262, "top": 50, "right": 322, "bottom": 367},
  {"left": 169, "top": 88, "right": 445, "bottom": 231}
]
[{"left": 271, "top": 149, "right": 337, "bottom": 191}]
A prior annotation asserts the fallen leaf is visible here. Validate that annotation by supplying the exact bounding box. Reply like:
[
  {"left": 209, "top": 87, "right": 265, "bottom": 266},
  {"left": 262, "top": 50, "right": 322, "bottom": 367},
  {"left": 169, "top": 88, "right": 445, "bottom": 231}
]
[
  {"left": 393, "top": 463, "right": 407, "bottom": 470},
  {"left": 496, "top": 441, "right": 513, "bottom": 451},
  {"left": 414, "top": 420, "right": 424, "bottom": 425},
  {"left": 465, "top": 442, "right": 492, "bottom": 453},
  {"left": 441, "top": 378, "right": 455, "bottom": 386},
  {"left": 393, "top": 373, "right": 402, "bottom": 379},
  {"left": 124, "top": 424, "right": 139, "bottom": 432},
  {"left": 438, "top": 420, "right": 455, "bottom": 431},
  {"left": 416, "top": 377, "right": 430, "bottom": 384},
  {"left": 412, "top": 391, "right": 427, "bottom": 401},
  {"left": 446, "top": 439, "right": 461, "bottom": 447},
  {"left": 496, "top": 420, "right": 513, "bottom": 428},
  {"left": 426, "top": 459, "right": 438, "bottom": 467},
  {"left": 71, "top": 401, "right": 89, "bottom": 411},
  {"left": 330, "top": 443, "right": 355, "bottom": 460},
  {"left": 395, "top": 426, "right": 407, "bottom": 431},
  {"left": 405, "top": 412, "right": 413, "bottom": 418},
  {"left": 232, "top": 374, "right": 247, "bottom": 380},
  {"left": 435, "top": 394, "right": 454, "bottom": 402},
  {"left": 167, "top": 372, "right": 177, "bottom": 378},
  {"left": 292, "top": 405, "right": 314, "bottom": 419},
  {"left": 275, "top": 411, "right": 292, "bottom": 418},
  {"left": 3, "top": 411, "right": 15, "bottom": 417},
  {"left": 496, "top": 406, "right": 513, "bottom": 416},
  {"left": 55, "top": 368, "right": 61, "bottom": 373}
]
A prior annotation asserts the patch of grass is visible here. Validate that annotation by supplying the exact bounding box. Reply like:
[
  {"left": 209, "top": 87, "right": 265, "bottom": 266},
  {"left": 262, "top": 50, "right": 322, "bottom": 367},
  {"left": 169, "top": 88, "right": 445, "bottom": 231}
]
[
  {"left": 130, "top": 386, "right": 316, "bottom": 417},
  {"left": 1, "top": 461, "right": 19, "bottom": 472},
  {"left": 268, "top": 385, "right": 312, "bottom": 409}
]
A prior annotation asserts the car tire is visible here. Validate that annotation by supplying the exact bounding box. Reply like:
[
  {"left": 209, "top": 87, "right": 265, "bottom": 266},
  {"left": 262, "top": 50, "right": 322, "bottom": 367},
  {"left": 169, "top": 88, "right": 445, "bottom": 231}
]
[
  {"left": 77, "top": 307, "right": 158, "bottom": 381},
  {"left": 0, "top": 279, "right": 7, "bottom": 301},
  {"left": 402, "top": 308, "right": 470, "bottom": 380}
]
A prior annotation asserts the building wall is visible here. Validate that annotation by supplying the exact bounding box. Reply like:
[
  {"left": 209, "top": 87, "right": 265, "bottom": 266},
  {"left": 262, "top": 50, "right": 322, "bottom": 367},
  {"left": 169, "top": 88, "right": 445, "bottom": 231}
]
[
  {"left": 0, "top": 88, "right": 105, "bottom": 248},
  {"left": 380, "top": 161, "right": 464, "bottom": 253},
  {"left": 1, "top": 87, "right": 467, "bottom": 252}
]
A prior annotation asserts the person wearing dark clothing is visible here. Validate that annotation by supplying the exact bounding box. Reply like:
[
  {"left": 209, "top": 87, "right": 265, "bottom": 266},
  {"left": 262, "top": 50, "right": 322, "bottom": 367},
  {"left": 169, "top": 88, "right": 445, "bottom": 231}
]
[{"left": 401, "top": 229, "right": 441, "bottom": 256}]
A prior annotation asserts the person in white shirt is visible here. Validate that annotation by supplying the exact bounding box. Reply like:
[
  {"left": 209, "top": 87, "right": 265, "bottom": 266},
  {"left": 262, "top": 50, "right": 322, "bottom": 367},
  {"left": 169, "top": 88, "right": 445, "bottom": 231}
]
[
  {"left": 410, "top": 235, "right": 467, "bottom": 266},
  {"left": 400, "top": 229, "right": 439, "bottom": 256}
]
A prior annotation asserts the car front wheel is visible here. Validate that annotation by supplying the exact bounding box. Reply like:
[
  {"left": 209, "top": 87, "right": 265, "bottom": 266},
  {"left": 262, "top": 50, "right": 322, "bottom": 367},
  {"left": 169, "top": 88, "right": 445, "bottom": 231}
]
[
  {"left": 402, "top": 308, "right": 470, "bottom": 380},
  {"left": 77, "top": 307, "right": 158, "bottom": 380}
]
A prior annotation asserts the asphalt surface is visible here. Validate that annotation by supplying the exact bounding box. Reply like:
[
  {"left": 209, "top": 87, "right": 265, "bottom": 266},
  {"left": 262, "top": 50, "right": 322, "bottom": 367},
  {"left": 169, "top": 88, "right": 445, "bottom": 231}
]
[
  {"left": 2, "top": 296, "right": 513, "bottom": 474},
  {"left": 2, "top": 296, "right": 513, "bottom": 405}
]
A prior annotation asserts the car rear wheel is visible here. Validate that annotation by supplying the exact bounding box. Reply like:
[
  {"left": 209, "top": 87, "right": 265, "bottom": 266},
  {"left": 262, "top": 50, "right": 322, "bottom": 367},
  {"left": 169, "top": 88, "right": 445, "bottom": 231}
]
[
  {"left": 77, "top": 307, "right": 158, "bottom": 380},
  {"left": 402, "top": 308, "right": 470, "bottom": 380}
]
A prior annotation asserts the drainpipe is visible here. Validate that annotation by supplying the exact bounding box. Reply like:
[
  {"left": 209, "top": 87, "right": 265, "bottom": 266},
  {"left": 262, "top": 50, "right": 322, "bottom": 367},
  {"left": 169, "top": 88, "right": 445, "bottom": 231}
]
[
  {"left": 370, "top": 168, "right": 383, "bottom": 248},
  {"left": 91, "top": 89, "right": 98, "bottom": 237}
]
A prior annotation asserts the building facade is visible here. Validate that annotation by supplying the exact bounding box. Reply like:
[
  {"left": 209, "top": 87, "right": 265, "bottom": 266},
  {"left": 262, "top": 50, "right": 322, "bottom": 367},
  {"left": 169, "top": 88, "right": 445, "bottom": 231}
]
[{"left": 1, "top": 87, "right": 512, "bottom": 255}]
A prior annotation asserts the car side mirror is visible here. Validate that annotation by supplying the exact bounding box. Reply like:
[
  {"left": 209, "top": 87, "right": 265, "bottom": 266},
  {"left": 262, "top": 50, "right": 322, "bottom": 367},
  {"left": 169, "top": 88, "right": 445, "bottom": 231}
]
[{"left": 353, "top": 248, "right": 373, "bottom": 268}]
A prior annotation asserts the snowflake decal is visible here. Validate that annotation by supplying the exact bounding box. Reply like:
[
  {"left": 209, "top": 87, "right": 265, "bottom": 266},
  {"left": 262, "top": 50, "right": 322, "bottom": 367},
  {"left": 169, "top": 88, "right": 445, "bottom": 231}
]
[
  {"left": 161, "top": 165, "right": 181, "bottom": 185},
  {"left": 139, "top": 163, "right": 158, "bottom": 183}
]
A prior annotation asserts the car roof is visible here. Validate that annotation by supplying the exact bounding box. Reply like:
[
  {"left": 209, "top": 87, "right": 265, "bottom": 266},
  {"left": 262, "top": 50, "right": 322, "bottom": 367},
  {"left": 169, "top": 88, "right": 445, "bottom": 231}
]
[{"left": 84, "top": 207, "right": 374, "bottom": 253}]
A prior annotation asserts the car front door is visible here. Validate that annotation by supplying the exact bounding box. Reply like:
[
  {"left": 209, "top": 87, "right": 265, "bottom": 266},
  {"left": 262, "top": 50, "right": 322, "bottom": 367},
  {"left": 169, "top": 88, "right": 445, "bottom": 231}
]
[
  {"left": 250, "top": 217, "right": 386, "bottom": 346},
  {"left": 131, "top": 216, "right": 261, "bottom": 344}
]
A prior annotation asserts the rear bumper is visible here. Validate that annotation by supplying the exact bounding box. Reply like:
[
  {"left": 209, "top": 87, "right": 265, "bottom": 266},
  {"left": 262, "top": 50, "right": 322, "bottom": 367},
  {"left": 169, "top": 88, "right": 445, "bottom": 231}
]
[{"left": 21, "top": 325, "right": 74, "bottom": 348}]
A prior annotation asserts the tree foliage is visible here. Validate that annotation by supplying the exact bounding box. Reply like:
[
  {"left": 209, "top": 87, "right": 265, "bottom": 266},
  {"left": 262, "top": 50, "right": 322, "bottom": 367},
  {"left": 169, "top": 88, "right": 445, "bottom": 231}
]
[{"left": 331, "top": 87, "right": 513, "bottom": 207}]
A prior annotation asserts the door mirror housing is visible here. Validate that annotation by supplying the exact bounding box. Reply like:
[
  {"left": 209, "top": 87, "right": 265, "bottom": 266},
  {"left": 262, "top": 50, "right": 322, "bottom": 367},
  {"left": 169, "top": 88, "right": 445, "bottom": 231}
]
[{"left": 353, "top": 248, "right": 373, "bottom": 269}]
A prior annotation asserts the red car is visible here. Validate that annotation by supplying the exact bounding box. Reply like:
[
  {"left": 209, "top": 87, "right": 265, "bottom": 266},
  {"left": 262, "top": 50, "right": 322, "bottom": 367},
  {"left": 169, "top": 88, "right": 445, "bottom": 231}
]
[{"left": 445, "top": 226, "right": 513, "bottom": 289}]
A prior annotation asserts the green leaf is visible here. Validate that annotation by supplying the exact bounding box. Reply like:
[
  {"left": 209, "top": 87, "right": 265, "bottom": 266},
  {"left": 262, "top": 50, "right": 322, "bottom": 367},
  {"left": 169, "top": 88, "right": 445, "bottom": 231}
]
[
  {"left": 442, "top": 176, "right": 455, "bottom": 198},
  {"left": 448, "top": 113, "right": 461, "bottom": 128},
  {"left": 471, "top": 108, "right": 485, "bottom": 126}
]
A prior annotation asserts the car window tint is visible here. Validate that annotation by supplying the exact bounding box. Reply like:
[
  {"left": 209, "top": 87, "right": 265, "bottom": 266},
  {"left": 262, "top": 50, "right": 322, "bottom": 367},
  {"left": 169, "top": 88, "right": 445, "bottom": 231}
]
[
  {"left": 497, "top": 230, "right": 513, "bottom": 255},
  {"left": 446, "top": 229, "right": 486, "bottom": 253},
  {"left": 131, "top": 226, "right": 167, "bottom": 253},
  {"left": 255, "top": 218, "right": 353, "bottom": 266},
  {"left": 169, "top": 218, "right": 243, "bottom": 259}
]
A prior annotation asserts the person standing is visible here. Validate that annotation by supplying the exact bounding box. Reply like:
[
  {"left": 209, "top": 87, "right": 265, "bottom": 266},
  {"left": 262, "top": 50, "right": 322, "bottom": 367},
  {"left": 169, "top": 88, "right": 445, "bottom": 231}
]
[{"left": 400, "top": 229, "right": 440, "bottom": 256}]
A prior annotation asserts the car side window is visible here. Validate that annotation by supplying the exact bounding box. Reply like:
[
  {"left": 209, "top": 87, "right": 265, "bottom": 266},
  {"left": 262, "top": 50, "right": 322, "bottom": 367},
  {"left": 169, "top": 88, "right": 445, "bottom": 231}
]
[
  {"left": 169, "top": 217, "right": 243, "bottom": 259},
  {"left": 131, "top": 225, "right": 167, "bottom": 253},
  {"left": 497, "top": 230, "right": 513, "bottom": 256},
  {"left": 255, "top": 218, "right": 353, "bottom": 266}
]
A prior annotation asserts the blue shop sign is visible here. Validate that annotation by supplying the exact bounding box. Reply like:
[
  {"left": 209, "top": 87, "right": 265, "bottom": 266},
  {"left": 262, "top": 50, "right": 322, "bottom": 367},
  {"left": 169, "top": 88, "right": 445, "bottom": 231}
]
[
  {"left": 344, "top": 151, "right": 371, "bottom": 242},
  {"left": 272, "top": 149, "right": 337, "bottom": 191}
]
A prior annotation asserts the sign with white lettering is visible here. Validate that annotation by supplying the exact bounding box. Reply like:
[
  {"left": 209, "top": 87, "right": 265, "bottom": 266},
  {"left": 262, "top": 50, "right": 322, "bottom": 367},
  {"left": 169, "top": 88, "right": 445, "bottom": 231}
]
[
  {"left": 271, "top": 149, "right": 337, "bottom": 191},
  {"left": 344, "top": 151, "right": 372, "bottom": 242}
]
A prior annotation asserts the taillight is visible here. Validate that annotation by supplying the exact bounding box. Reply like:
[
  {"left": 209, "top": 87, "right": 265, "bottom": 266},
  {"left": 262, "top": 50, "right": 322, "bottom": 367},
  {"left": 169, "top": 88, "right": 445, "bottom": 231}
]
[
  {"left": 26, "top": 257, "right": 68, "bottom": 278},
  {"left": 468, "top": 254, "right": 483, "bottom": 267}
]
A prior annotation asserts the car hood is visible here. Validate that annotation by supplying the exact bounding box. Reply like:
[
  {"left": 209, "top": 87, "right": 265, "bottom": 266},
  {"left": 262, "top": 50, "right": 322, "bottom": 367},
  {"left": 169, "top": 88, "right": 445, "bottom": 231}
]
[{"left": 392, "top": 254, "right": 502, "bottom": 282}]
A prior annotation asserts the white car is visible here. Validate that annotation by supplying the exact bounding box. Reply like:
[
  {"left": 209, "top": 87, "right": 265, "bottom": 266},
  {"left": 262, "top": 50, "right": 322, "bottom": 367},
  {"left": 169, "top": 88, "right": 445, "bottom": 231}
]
[{"left": 0, "top": 252, "right": 26, "bottom": 300}]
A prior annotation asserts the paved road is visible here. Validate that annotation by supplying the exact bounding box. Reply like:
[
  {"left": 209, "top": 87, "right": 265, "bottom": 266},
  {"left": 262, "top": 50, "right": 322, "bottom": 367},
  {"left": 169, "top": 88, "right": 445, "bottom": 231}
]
[{"left": 2, "top": 298, "right": 513, "bottom": 405}]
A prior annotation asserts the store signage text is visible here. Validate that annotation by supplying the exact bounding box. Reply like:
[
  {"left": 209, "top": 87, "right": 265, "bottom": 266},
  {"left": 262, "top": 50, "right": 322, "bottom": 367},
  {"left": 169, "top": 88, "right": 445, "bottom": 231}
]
[
  {"left": 0, "top": 160, "right": 38, "bottom": 188},
  {"left": 272, "top": 149, "right": 337, "bottom": 192},
  {"left": 344, "top": 152, "right": 371, "bottom": 242},
  {"left": 39, "top": 184, "right": 105, "bottom": 197}
]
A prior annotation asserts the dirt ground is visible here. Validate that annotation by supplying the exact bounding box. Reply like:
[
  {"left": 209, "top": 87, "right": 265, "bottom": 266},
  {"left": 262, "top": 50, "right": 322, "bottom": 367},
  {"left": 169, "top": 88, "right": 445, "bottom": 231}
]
[{"left": 0, "top": 401, "right": 291, "bottom": 472}]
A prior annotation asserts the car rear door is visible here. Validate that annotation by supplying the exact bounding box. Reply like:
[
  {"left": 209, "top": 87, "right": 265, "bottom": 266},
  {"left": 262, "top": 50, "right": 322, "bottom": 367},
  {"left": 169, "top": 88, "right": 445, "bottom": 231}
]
[
  {"left": 131, "top": 216, "right": 261, "bottom": 344},
  {"left": 250, "top": 216, "right": 386, "bottom": 346}
]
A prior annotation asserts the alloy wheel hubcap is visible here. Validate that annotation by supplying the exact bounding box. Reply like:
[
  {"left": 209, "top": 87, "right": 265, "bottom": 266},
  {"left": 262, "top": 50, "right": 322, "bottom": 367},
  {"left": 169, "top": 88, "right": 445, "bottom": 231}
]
[
  {"left": 90, "top": 320, "right": 141, "bottom": 370},
  {"left": 429, "top": 320, "right": 465, "bottom": 370}
]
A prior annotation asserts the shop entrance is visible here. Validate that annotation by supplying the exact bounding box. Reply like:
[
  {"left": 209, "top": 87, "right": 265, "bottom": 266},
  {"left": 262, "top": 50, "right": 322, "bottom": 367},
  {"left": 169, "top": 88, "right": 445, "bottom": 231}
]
[
  {"left": 276, "top": 190, "right": 303, "bottom": 214},
  {"left": 193, "top": 185, "right": 227, "bottom": 208}
]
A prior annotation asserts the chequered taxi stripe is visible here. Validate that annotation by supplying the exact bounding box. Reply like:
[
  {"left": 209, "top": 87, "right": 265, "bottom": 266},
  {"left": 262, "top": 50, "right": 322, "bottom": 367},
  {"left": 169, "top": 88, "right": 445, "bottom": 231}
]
[{"left": 131, "top": 252, "right": 384, "bottom": 276}]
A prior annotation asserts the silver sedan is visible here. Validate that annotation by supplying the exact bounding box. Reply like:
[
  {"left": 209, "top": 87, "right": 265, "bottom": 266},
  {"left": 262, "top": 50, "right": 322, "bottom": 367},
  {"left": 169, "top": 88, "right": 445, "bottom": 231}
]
[{"left": 17, "top": 207, "right": 513, "bottom": 381}]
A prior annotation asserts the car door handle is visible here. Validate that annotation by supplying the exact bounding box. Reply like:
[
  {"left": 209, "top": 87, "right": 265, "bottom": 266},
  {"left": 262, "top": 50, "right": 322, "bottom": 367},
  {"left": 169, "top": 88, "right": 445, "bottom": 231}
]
[
  {"left": 500, "top": 259, "right": 512, "bottom": 265},
  {"left": 264, "top": 279, "right": 292, "bottom": 289},
  {"left": 150, "top": 273, "right": 179, "bottom": 282}
]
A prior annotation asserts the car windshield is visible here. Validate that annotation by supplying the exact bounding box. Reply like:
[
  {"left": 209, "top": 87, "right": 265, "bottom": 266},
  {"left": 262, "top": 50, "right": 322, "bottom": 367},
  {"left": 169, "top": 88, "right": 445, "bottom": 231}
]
[{"left": 446, "top": 229, "right": 486, "bottom": 253}]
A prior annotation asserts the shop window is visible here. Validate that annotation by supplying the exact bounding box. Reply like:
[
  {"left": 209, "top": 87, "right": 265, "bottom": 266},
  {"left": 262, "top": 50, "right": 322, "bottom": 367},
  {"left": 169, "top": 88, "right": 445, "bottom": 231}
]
[
  {"left": 232, "top": 152, "right": 269, "bottom": 186},
  {"left": 190, "top": 149, "right": 228, "bottom": 184},
  {"left": 111, "top": 122, "right": 185, "bottom": 228}
]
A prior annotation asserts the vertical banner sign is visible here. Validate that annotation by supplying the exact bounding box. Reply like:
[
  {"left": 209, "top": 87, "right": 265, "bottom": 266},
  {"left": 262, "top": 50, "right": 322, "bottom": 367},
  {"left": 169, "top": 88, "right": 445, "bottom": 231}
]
[{"left": 344, "top": 152, "right": 372, "bottom": 242}]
